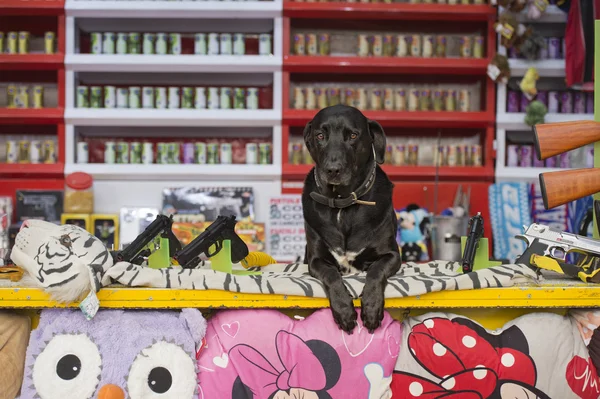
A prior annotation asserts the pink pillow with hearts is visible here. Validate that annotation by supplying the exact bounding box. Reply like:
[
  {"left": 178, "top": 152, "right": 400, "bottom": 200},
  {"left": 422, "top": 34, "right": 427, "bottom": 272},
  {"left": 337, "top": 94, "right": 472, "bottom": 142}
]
[{"left": 197, "top": 308, "right": 401, "bottom": 399}]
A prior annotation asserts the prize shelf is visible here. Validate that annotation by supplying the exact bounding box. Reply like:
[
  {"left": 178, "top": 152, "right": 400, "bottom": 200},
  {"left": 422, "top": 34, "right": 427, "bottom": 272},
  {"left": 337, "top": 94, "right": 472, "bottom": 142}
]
[
  {"left": 495, "top": 166, "right": 565, "bottom": 182},
  {"left": 496, "top": 112, "right": 594, "bottom": 130},
  {"left": 0, "top": 54, "right": 64, "bottom": 71},
  {"left": 0, "top": 0, "right": 65, "bottom": 15},
  {"left": 0, "top": 108, "right": 64, "bottom": 125},
  {"left": 0, "top": 163, "right": 65, "bottom": 177},
  {"left": 508, "top": 59, "right": 566, "bottom": 77}
]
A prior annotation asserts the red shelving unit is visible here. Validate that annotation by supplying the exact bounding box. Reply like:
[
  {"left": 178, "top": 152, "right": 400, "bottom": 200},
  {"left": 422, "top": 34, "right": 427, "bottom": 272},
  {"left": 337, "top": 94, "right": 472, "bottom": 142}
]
[
  {"left": 0, "top": 54, "right": 64, "bottom": 70},
  {"left": 0, "top": 0, "right": 65, "bottom": 15}
]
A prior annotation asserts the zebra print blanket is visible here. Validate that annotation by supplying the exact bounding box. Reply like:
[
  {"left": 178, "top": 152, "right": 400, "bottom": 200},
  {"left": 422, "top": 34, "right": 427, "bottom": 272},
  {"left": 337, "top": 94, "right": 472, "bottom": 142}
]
[{"left": 104, "top": 260, "right": 538, "bottom": 298}]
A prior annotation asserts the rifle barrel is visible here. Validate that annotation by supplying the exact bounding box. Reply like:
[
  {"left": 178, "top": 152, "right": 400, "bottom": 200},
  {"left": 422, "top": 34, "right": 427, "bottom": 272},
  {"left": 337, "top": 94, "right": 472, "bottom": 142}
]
[
  {"left": 540, "top": 168, "right": 600, "bottom": 209},
  {"left": 534, "top": 120, "right": 600, "bottom": 160}
]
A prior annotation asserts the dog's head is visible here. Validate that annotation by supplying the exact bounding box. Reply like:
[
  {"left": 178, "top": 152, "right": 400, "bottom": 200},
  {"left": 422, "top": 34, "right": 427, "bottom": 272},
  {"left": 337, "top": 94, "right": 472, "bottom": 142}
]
[{"left": 303, "top": 105, "right": 386, "bottom": 187}]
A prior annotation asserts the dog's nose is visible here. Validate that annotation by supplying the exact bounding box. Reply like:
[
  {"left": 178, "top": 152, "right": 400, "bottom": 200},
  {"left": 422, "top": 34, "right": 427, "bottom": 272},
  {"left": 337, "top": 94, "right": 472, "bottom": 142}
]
[{"left": 326, "top": 165, "right": 341, "bottom": 178}]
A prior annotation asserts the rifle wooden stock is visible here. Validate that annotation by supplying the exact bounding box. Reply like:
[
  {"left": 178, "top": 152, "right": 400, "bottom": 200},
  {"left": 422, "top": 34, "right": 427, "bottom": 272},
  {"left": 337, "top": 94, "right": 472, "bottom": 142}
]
[
  {"left": 534, "top": 120, "right": 600, "bottom": 160},
  {"left": 540, "top": 168, "right": 600, "bottom": 209}
]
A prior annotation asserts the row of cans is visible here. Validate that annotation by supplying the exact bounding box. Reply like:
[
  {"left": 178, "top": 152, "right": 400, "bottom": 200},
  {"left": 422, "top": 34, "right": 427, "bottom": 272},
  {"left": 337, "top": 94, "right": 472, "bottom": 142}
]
[
  {"left": 4, "top": 139, "right": 58, "bottom": 164},
  {"left": 508, "top": 37, "right": 565, "bottom": 61},
  {"left": 507, "top": 145, "right": 594, "bottom": 169},
  {"left": 354, "top": 34, "right": 482, "bottom": 58},
  {"left": 0, "top": 31, "right": 56, "bottom": 55},
  {"left": 508, "top": 90, "right": 594, "bottom": 115},
  {"left": 6, "top": 85, "right": 45, "bottom": 109},
  {"left": 78, "top": 141, "right": 273, "bottom": 165},
  {"left": 293, "top": 86, "right": 473, "bottom": 112},
  {"left": 76, "top": 85, "right": 260, "bottom": 110},
  {"left": 431, "top": 144, "right": 482, "bottom": 167}
]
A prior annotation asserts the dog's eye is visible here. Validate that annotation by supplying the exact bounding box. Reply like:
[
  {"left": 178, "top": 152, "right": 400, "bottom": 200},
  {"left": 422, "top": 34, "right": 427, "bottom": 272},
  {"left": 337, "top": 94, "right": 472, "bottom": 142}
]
[
  {"left": 350, "top": 133, "right": 358, "bottom": 140},
  {"left": 316, "top": 133, "right": 325, "bottom": 141}
]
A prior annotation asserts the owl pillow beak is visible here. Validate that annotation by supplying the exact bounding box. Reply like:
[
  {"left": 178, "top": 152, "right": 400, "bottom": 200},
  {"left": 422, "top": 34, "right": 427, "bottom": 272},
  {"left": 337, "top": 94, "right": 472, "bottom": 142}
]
[{"left": 98, "top": 384, "right": 125, "bottom": 399}]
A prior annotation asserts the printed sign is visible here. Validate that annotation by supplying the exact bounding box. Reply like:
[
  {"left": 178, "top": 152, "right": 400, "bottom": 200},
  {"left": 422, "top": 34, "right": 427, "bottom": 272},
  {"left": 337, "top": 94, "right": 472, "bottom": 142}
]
[{"left": 268, "top": 195, "right": 305, "bottom": 263}]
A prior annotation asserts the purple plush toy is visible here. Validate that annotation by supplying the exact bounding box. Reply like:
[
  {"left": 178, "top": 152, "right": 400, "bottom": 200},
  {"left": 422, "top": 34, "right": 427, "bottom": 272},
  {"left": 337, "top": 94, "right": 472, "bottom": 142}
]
[{"left": 19, "top": 309, "right": 206, "bottom": 399}]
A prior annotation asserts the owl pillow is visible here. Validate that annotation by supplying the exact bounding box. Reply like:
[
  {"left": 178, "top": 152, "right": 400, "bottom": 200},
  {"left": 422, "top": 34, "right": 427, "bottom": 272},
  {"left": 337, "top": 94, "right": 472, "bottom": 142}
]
[{"left": 19, "top": 308, "right": 206, "bottom": 399}]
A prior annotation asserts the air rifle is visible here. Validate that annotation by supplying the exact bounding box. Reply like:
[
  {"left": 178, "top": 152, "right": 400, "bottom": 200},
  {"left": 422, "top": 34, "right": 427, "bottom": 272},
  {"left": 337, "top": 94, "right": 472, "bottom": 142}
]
[{"left": 533, "top": 120, "right": 600, "bottom": 209}]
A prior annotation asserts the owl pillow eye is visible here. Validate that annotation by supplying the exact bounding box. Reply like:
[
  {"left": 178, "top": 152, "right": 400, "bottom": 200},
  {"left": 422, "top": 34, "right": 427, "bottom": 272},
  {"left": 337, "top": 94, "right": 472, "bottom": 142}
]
[
  {"left": 32, "top": 334, "right": 101, "bottom": 399},
  {"left": 127, "top": 341, "right": 197, "bottom": 399}
]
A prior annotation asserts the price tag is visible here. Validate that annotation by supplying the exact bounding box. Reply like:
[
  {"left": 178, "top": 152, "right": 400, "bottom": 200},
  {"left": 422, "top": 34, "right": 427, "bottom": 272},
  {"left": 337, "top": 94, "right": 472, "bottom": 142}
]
[
  {"left": 79, "top": 290, "right": 100, "bottom": 320},
  {"left": 501, "top": 24, "right": 515, "bottom": 40}
]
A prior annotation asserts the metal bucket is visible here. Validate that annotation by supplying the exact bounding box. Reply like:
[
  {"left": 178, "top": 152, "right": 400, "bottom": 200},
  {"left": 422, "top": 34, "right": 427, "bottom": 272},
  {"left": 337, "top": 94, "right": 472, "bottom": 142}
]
[{"left": 431, "top": 216, "right": 469, "bottom": 261}]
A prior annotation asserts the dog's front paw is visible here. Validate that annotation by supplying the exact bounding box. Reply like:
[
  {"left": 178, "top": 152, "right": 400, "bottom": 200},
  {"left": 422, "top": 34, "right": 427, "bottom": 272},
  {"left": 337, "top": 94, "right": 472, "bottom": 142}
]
[
  {"left": 330, "top": 293, "right": 358, "bottom": 333},
  {"left": 360, "top": 288, "right": 384, "bottom": 333}
]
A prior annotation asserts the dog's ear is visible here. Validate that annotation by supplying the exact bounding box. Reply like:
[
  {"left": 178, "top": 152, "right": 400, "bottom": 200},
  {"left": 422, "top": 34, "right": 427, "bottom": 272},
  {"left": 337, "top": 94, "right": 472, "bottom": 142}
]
[
  {"left": 303, "top": 121, "right": 316, "bottom": 160},
  {"left": 367, "top": 119, "right": 386, "bottom": 164}
]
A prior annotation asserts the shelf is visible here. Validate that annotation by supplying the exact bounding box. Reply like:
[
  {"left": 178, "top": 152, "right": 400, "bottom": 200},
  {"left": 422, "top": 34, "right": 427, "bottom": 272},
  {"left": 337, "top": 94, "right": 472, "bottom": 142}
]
[
  {"left": 0, "top": 163, "right": 64, "bottom": 177},
  {"left": 66, "top": 54, "right": 282, "bottom": 73},
  {"left": 284, "top": 109, "right": 494, "bottom": 128},
  {"left": 65, "top": 0, "right": 282, "bottom": 18},
  {"left": 284, "top": 55, "right": 489, "bottom": 74},
  {"left": 65, "top": 109, "right": 281, "bottom": 127},
  {"left": 0, "top": 108, "right": 64, "bottom": 125},
  {"left": 283, "top": 163, "right": 494, "bottom": 181},
  {"left": 497, "top": 112, "right": 594, "bottom": 130},
  {"left": 495, "top": 166, "right": 566, "bottom": 182},
  {"left": 0, "top": 0, "right": 65, "bottom": 15},
  {"left": 65, "top": 163, "right": 281, "bottom": 181},
  {"left": 283, "top": 2, "right": 496, "bottom": 21},
  {"left": 1, "top": 281, "right": 600, "bottom": 308},
  {"left": 508, "top": 59, "right": 565, "bottom": 77},
  {"left": 511, "top": 5, "right": 567, "bottom": 23},
  {"left": 0, "top": 54, "right": 64, "bottom": 71}
]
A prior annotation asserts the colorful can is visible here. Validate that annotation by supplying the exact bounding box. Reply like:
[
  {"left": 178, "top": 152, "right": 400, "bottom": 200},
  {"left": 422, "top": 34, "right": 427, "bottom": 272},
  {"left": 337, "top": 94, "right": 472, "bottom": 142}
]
[
  {"left": 473, "top": 36, "right": 484, "bottom": 58},
  {"left": 294, "top": 87, "right": 305, "bottom": 109},
  {"left": 408, "top": 145, "right": 419, "bottom": 165},
  {"left": 104, "top": 142, "right": 116, "bottom": 164},
  {"left": 194, "top": 33, "right": 207, "bottom": 55},
  {"left": 432, "top": 89, "right": 444, "bottom": 111},
  {"left": 435, "top": 35, "right": 447, "bottom": 57},
  {"left": 116, "top": 142, "right": 130, "bottom": 164},
  {"left": 104, "top": 86, "right": 116, "bottom": 108},
  {"left": 306, "top": 33, "right": 318, "bottom": 56},
  {"left": 32, "top": 85, "right": 44, "bottom": 109},
  {"left": 156, "top": 143, "right": 168, "bottom": 164},
  {"left": 358, "top": 34, "right": 370, "bottom": 57},
  {"left": 259, "top": 33, "right": 272, "bottom": 55},
  {"left": 128, "top": 87, "right": 141, "bottom": 109},
  {"left": 155, "top": 33, "right": 168, "bottom": 55},
  {"left": 293, "top": 33, "right": 305, "bottom": 55},
  {"left": 130, "top": 142, "right": 142, "bottom": 164},
  {"left": 573, "top": 92, "right": 586, "bottom": 114},
  {"left": 384, "top": 144, "right": 393, "bottom": 164},
  {"left": 117, "top": 87, "right": 129, "bottom": 108},
  {"left": 168, "top": 87, "right": 180, "bottom": 109},
  {"left": 408, "top": 88, "right": 419, "bottom": 111},
  {"left": 220, "top": 143, "right": 233, "bottom": 164},
  {"left": 507, "top": 90, "right": 520, "bottom": 112},
  {"left": 90, "top": 86, "right": 103, "bottom": 108},
  {"left": 169, "top": 33, "right": 182, "bottom": 55},
  {"left": 409, "top": 34, "right": 421, "bottom": 57},
  {"left": 520, "top": 95, "right": 531, "bottom": 113},
  {"left": 143, "top": 33, "right": 155, "bottom": 55},
  {"left": 208, "top": 33, "right": 220, "bottom": 55},
  {"left": 382, "top": 34, "right": 394, "bottom": 57},
  {"left": 77, "top": 86, "right": 89, "bottom": 108},
  {"left": 394, "top": 145, "right": 406, "bottom": 166},
  {"left": 15, "top": 86, "right": 28, "bottom": 109},
  {"left": 181, "top": 87, "right": 194, "bottom": 109},
  {"left": 318, "top": 33, "right": 330, "bottom": 55},
  {"left": 419, "top": 89, "right": 431, "bottom": 111},
  {"left": 445, "top": 89, "right": 457, "bottom": 112},
  {"left": 259, "top": 142, "right": 271, "bottom": 164},
  {"left": 355, "top": 88, "right": 368, "bottom": 109},
  {"left": 207, "top": 142, "right": 220, "bottom": 164},
  {"left": 234, "top": 88, "right": 245, "bottom": 109},
  {"left": 116, "top": 32, "right": 128, "bottom": 54},
  {"left": 5, "top": 140, "right": 17, "bottom": 164},
  {"left": 18, "top": 31, "right": 30, "bottom": 54},
  {"left": 370, "top": 89, "right": 383, "bottom": 110},
  {"left": 154, "top": 87, "right": 167, "bottom": 109},
  {"left": 18, "top": 140, "right": 30, "bottom": 163},
  {"left": 446, "top": 146, "right": 458, "bottom": 167},
  {"left": 422, "top": 35, "right": 434, "bottom": 58},
  {"left": 290, "top": 143, "right": 303, "bottom": 165},
  {"left": 195, "top": 142, "right": 207, "bottom": 164},
  {"left": 0, "top": 32, "right": 4, "bottom": 54},
  {"left": 372, "top": 35, "right": 383, "bottom": 56},
  {"left": 6, "top": 85, "right": 16, "bottom": 108},
  {"left": 560, "top": 91, "right": 573, "bottom": 113},
  {"left": 459, "top": 36, "right": 472, "bottom": 58},
  {"left": 327, "top": 87, "right": 341, "bottom": 105},
  {"left": 219, "top": 33, "right": 232, "bottom": 55},
  {"left": 44, "top": 31, "right": 55, "bottom": 54},
  {"left": 315, "top": 88, "right": 327, "bottom": 109},
  {"left": 142, "top": 142, "right": 154, "bottom": 164},
  {"left": 587, "top": 92, "right": 595, "bottom": 114},
  {"left": 220, "top": 87, "right": 232, "bottom": 109},
  {"left": 233, "top": 33, "right": 245, "bottom": 56},
  {"left": 29, "top": 140, "right": 42, "bottom": 163},
  {"left": 548, "top": 37, "right": 561, "bottom": 59},
  {"left": 471, "top": 145, "right": 482, "bottom": 166},
  {"left": 458, "top": 89, "right": 471, "bottom": 112},
  {"left": 128, "top": 32, "right": 141, "bottom": 54},
  {"left": 77, "top": 142, "right": 89, "bottom": 164},
  {"left": 246, "top": 143, "right": 258, "bottom": 164},
  {"left": 246, "top": 87, "right": 259, "bottom": 110},
  {"left": 142, "top": 86, "right": 154, "bottom": 108},
  {"left": 383, "top": 88, "right": 394, "bottom": 111},
  {"left": 395, "top": 34, "right": 408, "bottom": 57},
  {"left": 394, "top": 88, "right": 407, "bottom": 111},
  {"left": 208, "top": 87, "right": 219, "bottom": 109},
  {"left": 195, "top": 87, "right": 207, "bottom": 109},
  {"left": 167, "top": 143, "right": 179, "bottom": 164},
  {"left": 102, "top": 32, "right": 116, "bottom": 54},
  {"left": 344, "top": 88, "right": 356, "bottom": 106},
  {"left": 7, "top": 32, "right": 18, "bottom": 54},
  {"left": 43, "top": 140, "right": 56, "bottom": 164},
  {"left": 182, "top": 143, "right": 195, "bottom": 164},
  {"left": 548, "top": 91, "right": 560, "bottom": 113}
]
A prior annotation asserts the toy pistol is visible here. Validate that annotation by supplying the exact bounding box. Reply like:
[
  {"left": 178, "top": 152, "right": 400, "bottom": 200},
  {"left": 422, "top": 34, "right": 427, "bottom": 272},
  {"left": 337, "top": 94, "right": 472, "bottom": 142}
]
[
  {"left": 172, "top": 215, "right": 249, "bottom": 269},
  {"left": 112, "top": 214, "right": 182, "bottom": 265},
  {"left": 461, "top": 212, "right": 484, "bottom": 273}
]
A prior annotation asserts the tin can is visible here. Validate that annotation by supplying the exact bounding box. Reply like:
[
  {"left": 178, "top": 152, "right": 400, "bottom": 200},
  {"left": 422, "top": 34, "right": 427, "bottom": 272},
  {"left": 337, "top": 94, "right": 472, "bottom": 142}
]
[
  {"left": 18, "top": 31, "right": 30, "bottom": 54},
  {"left": 167, "top": 143, "right": 180, "bottom": 164},
  {"left": 208, "top": 33, "right": 220, "bottom": 55},
  {"left": 245, "top": 143, "right": 258, "bottom": 164},
  {"left": 458, "top": 89, "right": 471, "bottom": 112},
  {"left": 293, "top": 34, "right": 305, "bottom": 55},
  {"left": 233, "top": 88, "right": 245, "bottom": 109},
  {"left": 76, "top": 142, "right": 89, "bottom": 164},
  {"left": 14, "top": 86, "right": 28, "bottom": 109},
  {"left": 462, "top": 144, "right": 472, "bottom": 166},
  {"left": 116, "top": 142, "right": 130, "bottom": 164},
  {"left": 169, "top": 33, "right": 182, "bottom": 55},
  {"left": 393, "top": 35, "right": 407, "bottom": 57},
  {"left": 43, "top": 140, "right": 56, "bottom": 164},
  {"left": 520, "top": 95, "right": 531, "bottom": 113},
  {"left": 344, "top": 88, "right": 356, "bottom": 106},
  {"left": 306, "top": 33, "right": 318, "bottom": 56},
  {"left": 315, "top": 88, "right": 327, "bottom": 109},
  {"left": 220, "top": 87, "right": 232, "bottom": 109},
  {"left": 220, "top": 143, "right": 233, "bottom": 164},
  {"left": 141, "top": 86, "right": 154, "bottom": 108},
  {"left": 422, "top": 35, "right": 434, "bottom": 58},
  {"left": 195, "top": 33, "right": 207, "bottom": 55},
  {"left": 259, "top": 33, "right": 272, "bottom": 55},
  {"left": 408, "top": 145, "right": 419, "bottom": 165},
  {"left": 538, "top": 38, "right": 549, "bottom": 59},
  {"left": 471, "top": 145, "right": 482, "bottom": 166},
  {"left": 143, "top": 33, "right": 155, "bottom": 55},
  {"left": 104, "top": 86, "right": 116, "bottom": 108},
  {"left": 195, "top": 142, "right": 207, "bottom": 164},
  {"left": 435, "top": 35, "right": 447, "bottom": 57},
  {"left": 246, "top": 87, "right": 259, "bottom": 110},
  {"left": 32, "top": 85, "right": 44, "bottom": 109},
  {"left": 155, "top": 33, "right": 167, "bottom": 55},
  {"left": 179, "top": 87, "right": 192, "bottom": 109},
  {"left": 586, "top": 92, "right": 594, "bottom": 114},
  {"left": 548, "top": 91, "right": 560, "bottom": 113},
  {"left": 294, "top": 87, "right": 305, "bottom": 109},
  {"left": 153, "top": 87, "right": 165, "bottom": 109},
  {"left": 0, "top": 32, "right": 4, "bottom": 54},
  {"left": 384, "top": 144, "right": 393, "bottom": 164},
  {"left": 195, "top": 87, "right": 207, "bottom": 109},
  {"left": 358, "top": 34, "right": 370, "bottom": 57},
  {"left": 17, "top": 141, "right": 30, "bottom": 163},
  {"left": 90, "top": 86, "right": 103, "bottom": 108},
  {"left": 29, "top": 140, "right": 42, "bottom": 164},
  {"left": 128, "top": 33, "right": 141, "bottom": 54},
  {"left": 371, "top": 89, "right": 383, "bottom": 110},
  {"left": 381, "top": 34, "right": 393, "bottom": 57},
  {"left": 507, "top": 90, "right": 520, "bottom": 112},
  {"left": 372, "top": 35, "right": 383, "bottom": 56},
  {"left": 473, "top": 36, "right": 484, "bottom": 58},
  {"left": 445, "top": 89, "right": 457, "bottom": 112},
  {"left": 355, "top": 88, "right": 367, "bottom": 109},
  {"left": 6, "top": 85, "right": 16, "bottom": 108},
  {"left": 168, "top": 87, "right": 181, "bottom": 109},
  {"left": 233, "top": 33, "right": 245, "bottom": 56},
  {"left": 7, "top": 32, "right": 18, "bottom": 54},
  {"left": 259, "top": 142, "right": 271, "bottom": 164},
  {"left": 409, "top": 35, "right": 421, "bottom": 57},
  {"left": 182, "top": 143, "right": 195, "bottom": 164},
  {"left": 44, "top": 31, "right": 55, "bottom": 54},
  {"left": 130, "top": 142, "right": 142, "bottom": 164},
  {"left": 327, "top": 87, "right": 341, "bottom": 105},
  {"left": 304, "top": 148, "right": 313, "bottom": 165},
  {"left": 142, "top": 142, "right": 154, "bottom": 164},
  {"left": 290, "top": 143, "right": 303, "bottom": 165},
  {"left": 459, "top": 36, "right": 472, "bottom": 58},
  {"left": 208, "top": 87, "right": 219, "bottom": 109},
  {"left": 432, "top": 89, "right": 444, "bottom": 111},
  {"left": 104, "top": 142, "right": 116, "bottom": 164},
  {"left": 128, "top": 87, "right": 141, "bottom": 109},
  {"left": 408, "top": 88, "right": 419, "bottom": 111},
  {"left": 394, "top": 145, "right": 406, "bottom": 166},
  {"left": 560, "top": 91, "right": 573, "bottom": 113},
  {"left": 318, "top": 33, "right": 330, "bottom": 55},
  {"left": 383, "top": 88, "right": 394, "bottom": 111},
  {"left": 116, "top": 88, "right": 128, "bottom": 108},
  {"left": 394, "top": 88, "right": 406, "bottom": 111},
  {"left": 419, "top": 89, "right": 431, "bottom": 111},
  {"left": 434, "top": 145, "right": 446, "bottom": 166},
  {"left": 116, "top": 32, "right": 128, "bottom": 54},
  {"left": 305, "top": 87, "right": 317, "bottom": 109},
  {"left": 156, "top": 143, "right": 167, "bottom": 164},
  {"left": 5, "top": 141, "right": 17, "bottom": 164},
  {"left": 220, "top": 33, "right": 232, "bottom": 55},
  {"left": 77, "top": 86, "right": 89, "bottom": 108},
  {"left": 103, "top": 32, "right": 115, "bottom": 54},
  {"left": 207, "top": 143, "right": 219, "bottom": 164},
  {"left": 573, "top": 92, "right": 586, "bottom": 114},
  {"left": 548, "top": 37, "right": 561, "bottom": 59}
]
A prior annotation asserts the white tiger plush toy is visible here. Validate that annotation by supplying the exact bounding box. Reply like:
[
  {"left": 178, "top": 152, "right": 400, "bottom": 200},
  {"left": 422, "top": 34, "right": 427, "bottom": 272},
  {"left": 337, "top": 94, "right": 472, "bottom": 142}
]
[{"left": 10, "top": 219, "right": 113, "bottom": 303}]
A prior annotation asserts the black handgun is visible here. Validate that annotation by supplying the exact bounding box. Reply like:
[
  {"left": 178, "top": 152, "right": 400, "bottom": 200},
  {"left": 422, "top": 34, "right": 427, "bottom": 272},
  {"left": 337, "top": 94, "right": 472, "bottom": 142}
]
[
  {"left": 173, "top": 215, "right": 249, "bottom": 269},
  {"left": 112, "top": 214, "right": 182, "bottom": 265},
  {"left": 461, "top": 212, "right": 484, "bottom": 273}
]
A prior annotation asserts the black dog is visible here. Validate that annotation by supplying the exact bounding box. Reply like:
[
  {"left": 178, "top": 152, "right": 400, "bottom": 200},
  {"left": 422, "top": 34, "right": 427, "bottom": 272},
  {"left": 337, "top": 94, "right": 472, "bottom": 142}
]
[{"left": 302, "top": 104, "right": 402, "bottom": 334}]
